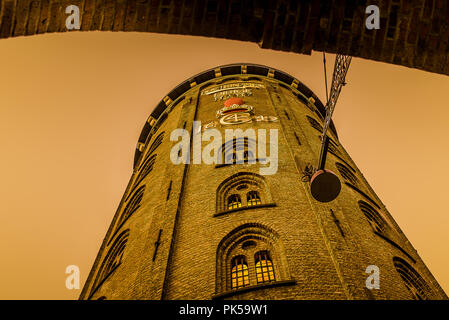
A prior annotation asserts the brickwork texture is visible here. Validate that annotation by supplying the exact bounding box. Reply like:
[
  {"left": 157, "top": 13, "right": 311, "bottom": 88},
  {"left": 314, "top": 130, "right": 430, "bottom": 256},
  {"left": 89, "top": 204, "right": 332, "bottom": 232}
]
[
  {"left": 1, "top": 0, "right": 449, "bottom": 76},
  {"left": 79, "top": 63, "right": 448, "bottom": 300}
]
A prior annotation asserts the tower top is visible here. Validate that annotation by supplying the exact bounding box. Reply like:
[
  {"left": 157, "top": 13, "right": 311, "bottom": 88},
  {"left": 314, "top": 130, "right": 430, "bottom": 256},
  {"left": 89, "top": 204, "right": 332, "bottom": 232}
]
[{"left": 134, "top": 63, "right": 336, "bottom": 167}]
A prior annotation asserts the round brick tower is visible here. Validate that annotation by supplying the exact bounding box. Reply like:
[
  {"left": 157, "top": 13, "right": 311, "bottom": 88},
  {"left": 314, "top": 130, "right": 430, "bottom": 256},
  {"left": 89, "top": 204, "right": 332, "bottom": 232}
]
[{"left": 79, "top": 64, "right": 447, "bottom": 300}]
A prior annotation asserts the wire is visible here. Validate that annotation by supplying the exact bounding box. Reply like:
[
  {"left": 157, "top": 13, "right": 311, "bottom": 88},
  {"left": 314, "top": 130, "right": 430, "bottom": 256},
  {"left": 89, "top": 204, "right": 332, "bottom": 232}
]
[{"left": 323, "top": 51, "right": 329, "bottom": 107}]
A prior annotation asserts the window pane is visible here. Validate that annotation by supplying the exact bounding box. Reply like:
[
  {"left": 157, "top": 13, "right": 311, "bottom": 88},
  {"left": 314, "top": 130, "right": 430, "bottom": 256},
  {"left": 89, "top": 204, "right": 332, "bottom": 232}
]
[
  {"left": 255, "top": 251, "right": 275, "bottom": 284},
  {"left": 231, "top": 256, "right": 250, "bottom": 289},
  {"left": 247, "top": 191, "right": 261, "bottom": 207},
  {"left": 228, "top": 194, "right": 242, "bottom": 210}
]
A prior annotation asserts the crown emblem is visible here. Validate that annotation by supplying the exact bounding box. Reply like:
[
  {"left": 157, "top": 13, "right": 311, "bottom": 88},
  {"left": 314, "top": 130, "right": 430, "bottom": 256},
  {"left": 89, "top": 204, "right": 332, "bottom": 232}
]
[{"left": 216, "top": 98, "right": 254, "bottom": 118}]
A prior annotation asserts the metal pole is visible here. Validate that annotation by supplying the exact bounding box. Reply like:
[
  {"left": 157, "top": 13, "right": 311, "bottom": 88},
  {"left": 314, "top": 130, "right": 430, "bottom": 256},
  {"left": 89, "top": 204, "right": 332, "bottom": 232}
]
[
  {"left": 317, "top": 54, "right": 352, "bottom": 170},
  {"left": 318, "top": 136, "right": 330, "bottom": 170}
]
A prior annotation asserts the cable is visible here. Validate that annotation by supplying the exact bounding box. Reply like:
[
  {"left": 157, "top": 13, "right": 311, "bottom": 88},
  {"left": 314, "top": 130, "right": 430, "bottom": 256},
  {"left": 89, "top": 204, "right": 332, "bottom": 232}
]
[{"left": 323, "top": 51, "right": 329, "bottom": 107}]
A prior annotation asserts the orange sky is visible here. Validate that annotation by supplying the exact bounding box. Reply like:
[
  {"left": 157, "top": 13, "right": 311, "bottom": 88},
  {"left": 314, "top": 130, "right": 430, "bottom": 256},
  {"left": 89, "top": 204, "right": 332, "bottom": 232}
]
[{"left": 0, "top": 32, "right": 447, "bottom": 299}]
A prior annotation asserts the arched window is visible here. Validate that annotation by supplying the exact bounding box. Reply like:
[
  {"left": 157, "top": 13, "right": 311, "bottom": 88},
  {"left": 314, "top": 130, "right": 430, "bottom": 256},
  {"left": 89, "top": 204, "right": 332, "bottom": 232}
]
[
  {"left": 327, "top": 138, "right": 340, "bottom": 156},
  {"left": 134, "top": 154, "right": 157, "bottom": 187},
  {"left": 308, "top": 116, "right": 338, "bottom": 145},
  {"left": 220, "top": 137, "right": 257, "bottom": 165},
  {"left": 117, "top": 186, "right": 145, "bottom": 228},
  {"left": 231, "top": 256, "right": 250, "bottom": 289},
  {"left": 92, "top": 230, "right": 130, "bottom": 294},
  {"left": 393, "top": 257, "right": 434, "bottom": 300},
  {"left": 216, "top": 223, "right": 290, "bottom": 293},
  {"left": 306, "top": 115, "right": 323, "bottom": 132},
  {"left": 255, "top": 251, "right": 275, "bottom": 283},
  {"left": 336, "top": 162, "right": 358, "bottom": 186},
  {"left": 227, "top": 194, "right": 242, "bottom": 210},
  {"left": 216, "top": 172, "right": 273, "bottom": 214},
  {"left": 152, "top": 113, "right": 168, "bottom": 132},
  {"left": 247, "top": 191, "right": 261, "bottom": 206},
  {"left": 314, "top": 108, "right": 325, "bottom": 121},
  {"left": 358, "top": 201, "right": 386, "bottom": 234},
  {"left": 315, "top": 135, "right": 341, "bottom": 157},
  {"left": 147, "top": 131, "right": 164, "bottom": 155}
]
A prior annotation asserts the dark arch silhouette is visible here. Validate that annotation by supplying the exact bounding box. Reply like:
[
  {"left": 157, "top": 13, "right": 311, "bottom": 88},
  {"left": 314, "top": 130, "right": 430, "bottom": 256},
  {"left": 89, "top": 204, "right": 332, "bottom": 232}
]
[{"left": 1, "top": 0, "right": 446, "bottom": 77}]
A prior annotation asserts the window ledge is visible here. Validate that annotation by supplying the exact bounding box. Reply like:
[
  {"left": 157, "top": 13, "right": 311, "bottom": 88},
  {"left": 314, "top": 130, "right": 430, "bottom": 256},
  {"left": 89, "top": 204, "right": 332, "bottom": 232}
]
[
  {"left": 212, "top": 279, "right": 296, "bottom": 300},
  {"left": 214, "top": 203, "right": 277, "bottom": 217}
]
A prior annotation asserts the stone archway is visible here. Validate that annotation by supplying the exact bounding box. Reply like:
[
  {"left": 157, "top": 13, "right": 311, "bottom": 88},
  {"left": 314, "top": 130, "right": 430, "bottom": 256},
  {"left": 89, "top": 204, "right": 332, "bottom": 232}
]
[{"left": 1, "top": 0, "right": 448, "bottom": 76}]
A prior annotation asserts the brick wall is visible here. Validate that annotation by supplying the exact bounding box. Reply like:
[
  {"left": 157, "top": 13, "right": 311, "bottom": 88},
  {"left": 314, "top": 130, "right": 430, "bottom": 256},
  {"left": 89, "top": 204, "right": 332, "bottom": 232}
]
[
  {"left": 79, "top": 66, "right": 448, "bottom": 300},
  {"left": 1, "top": 0, "right": 449, "bottom": 76}
]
